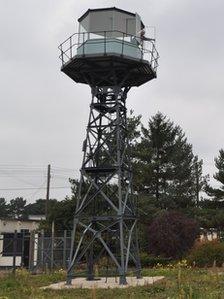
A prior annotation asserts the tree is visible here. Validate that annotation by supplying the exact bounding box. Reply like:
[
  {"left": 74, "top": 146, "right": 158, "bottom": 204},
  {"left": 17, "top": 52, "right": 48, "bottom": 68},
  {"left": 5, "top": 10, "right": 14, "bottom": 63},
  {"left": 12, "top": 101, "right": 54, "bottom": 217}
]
[
  {"left": 148, "top": 211, "right": 199, "bottom": 258},
  {"left": 8, "top": 197, "right": 27, "bottom": 219},
  {"left": 0, "top": 198, "right": 9, "bottom": 218},
  {"left": 127, "top": 110, "right": 142, "bottom": 148},
  {"left": 43, "top": 179, "right": 79, "bottom": 230},
  {"left": 133, "top": 112, "right": 203, "bottom": 209},
  {"left": 25, "top": 199, "right": 46, "bottom": 216},
  {"left": 46, "top": 196, "right": 76, "bottom": 231},
  {"left": 205, "top": 149, "right": 224, "bottom": 202}
]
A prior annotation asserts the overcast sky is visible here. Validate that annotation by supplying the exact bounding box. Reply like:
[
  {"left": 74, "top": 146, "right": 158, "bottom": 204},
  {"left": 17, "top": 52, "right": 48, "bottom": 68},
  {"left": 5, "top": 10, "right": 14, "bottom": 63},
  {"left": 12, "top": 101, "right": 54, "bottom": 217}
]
[{"left": 0, "top": 0, "right": 223, "bottom": 203}]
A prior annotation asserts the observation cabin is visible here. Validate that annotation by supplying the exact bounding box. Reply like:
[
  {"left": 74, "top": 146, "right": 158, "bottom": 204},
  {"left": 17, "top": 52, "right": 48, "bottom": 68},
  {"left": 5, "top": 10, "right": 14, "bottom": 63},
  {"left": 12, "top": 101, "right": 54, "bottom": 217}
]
[{"left": 59, "top": 7, "right": 159, "bottom": 87}]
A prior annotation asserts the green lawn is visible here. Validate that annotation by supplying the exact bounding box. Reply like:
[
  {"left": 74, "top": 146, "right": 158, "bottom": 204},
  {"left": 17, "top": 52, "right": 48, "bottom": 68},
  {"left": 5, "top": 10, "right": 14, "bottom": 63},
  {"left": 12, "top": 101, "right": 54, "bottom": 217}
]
[{"left": 0, "top": 267, "right": 224, "bottom": 299}]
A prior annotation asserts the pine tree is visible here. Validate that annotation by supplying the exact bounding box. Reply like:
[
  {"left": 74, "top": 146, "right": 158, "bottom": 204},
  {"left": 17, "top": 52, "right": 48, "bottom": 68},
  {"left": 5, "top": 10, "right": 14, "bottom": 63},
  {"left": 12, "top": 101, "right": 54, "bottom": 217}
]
[
  {"left": 8, "top": 197, "right": 27, "bottom": 219},
  {"left": 133, "top": 112, "right": 202, "bottom": 209},
  {"left": 0, "top": 198, "right": 9, "bottom": 218},
  {"left": 205, "top": 149, "right": 224, "bottom": 201}
]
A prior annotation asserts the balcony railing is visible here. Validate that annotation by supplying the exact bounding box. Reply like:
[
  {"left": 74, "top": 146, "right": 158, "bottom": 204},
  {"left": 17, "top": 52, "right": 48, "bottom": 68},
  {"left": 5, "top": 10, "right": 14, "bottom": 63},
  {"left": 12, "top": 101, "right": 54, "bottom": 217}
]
[{"left": 58, "top": 30, "right": 159, "bottom": 73}]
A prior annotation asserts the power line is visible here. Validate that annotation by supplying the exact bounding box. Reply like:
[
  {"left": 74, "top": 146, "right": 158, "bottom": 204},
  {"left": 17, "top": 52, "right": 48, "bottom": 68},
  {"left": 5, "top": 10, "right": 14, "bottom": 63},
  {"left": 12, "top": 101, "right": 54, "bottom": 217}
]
[
  {"left": 0, "top": 186, "right": 70, "bottom": 191},
  {"left": 27, "top": 180, "right": 47, "bottom": 198}
]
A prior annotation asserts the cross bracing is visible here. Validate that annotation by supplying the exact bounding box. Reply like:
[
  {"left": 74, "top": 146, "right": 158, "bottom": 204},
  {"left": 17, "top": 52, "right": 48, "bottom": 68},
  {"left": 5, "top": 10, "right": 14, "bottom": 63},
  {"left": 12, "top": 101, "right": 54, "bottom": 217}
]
[{"left": 67, "top": 85, "right": 141, "bottom": 285}]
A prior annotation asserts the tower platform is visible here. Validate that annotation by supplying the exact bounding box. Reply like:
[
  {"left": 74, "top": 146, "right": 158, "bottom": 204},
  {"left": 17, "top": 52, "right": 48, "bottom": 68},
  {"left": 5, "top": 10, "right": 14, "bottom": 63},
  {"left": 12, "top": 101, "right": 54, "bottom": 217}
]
[
  {"left": 61, "top": 53, "right": 156, "bottom": 87},
  {"left": 59, "top": 27, "right": 159, "bottom": 88}
]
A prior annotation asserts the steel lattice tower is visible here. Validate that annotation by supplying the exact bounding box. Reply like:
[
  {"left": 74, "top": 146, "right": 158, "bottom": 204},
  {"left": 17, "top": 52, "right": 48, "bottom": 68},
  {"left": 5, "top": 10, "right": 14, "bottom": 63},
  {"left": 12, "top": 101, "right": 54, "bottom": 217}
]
[{"left": 59, "top": 7, "right": 158, "bottom": 285}]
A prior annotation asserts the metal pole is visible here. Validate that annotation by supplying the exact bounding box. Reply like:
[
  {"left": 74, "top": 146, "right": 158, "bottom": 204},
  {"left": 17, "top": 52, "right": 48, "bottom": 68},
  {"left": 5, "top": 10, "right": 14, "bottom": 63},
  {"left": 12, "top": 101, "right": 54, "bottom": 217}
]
[
  {"left": 40, "top": 230, "right": 44, "bottom": 272},
  {"left": 121, "top": 32, "right": 124, "bottom": 56},
  {"left": 21, "top": 230, "right": 25, "bottom": 267},
  {"left": 116, "top": 90, "right": 127, "bottom": 285},
  {"left": 51, "top": 221, "right": 55, "bottom": 270},
  {"left": 12, "top": 230, "right": 17, "bottom": 274},
  {"left": 45, "top": 164, "right": 51, "bottom": 220},
  {"left": 70, "top": 36, "right": 72, "bottom": 59},
  {"left": 82, "top": 33, "right": 85, "bottom": 56},
  {"left": 134, "top": 226, "right": 142, "bottom": 279},
  {"left": 29, "top": 231, "right": 35, "bottom": 272},
  {"left": 87, "top": 244, "right": 94, "bottom": 280},
  {"left": 104, "top": 31, "right": 106, "bottom": 55},
  {"left": 63, "top": 230, "right": 67, "bottom": 269}
]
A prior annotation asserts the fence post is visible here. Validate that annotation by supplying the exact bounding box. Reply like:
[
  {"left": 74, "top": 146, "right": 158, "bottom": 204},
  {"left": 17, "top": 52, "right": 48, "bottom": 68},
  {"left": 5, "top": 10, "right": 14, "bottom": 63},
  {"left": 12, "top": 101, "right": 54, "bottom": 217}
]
[
  {"left": 21, "top": 230, "right": 25, "bottom": 267},
  {"left": 29, "top": 231, "right": 35, "bottom": 273},
  {"left": 40, "top": 230, "right": 44, "bottom": 272},
  {"left": 12, "top": 230, "right": 17, "bottom": 274},
  {"left": 63, "top": 230, "right": 67, "bottom": 269},
  {"left": 50, "top": 221, "right": 55, "bottom": 271}
]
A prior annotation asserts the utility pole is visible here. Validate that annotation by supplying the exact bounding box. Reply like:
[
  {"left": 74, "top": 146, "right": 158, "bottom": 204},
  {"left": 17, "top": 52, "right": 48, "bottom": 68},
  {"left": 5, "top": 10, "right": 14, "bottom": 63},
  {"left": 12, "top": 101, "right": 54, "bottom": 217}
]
[{"left": 45, "top": 164, "right": 51, "bottom": 219}]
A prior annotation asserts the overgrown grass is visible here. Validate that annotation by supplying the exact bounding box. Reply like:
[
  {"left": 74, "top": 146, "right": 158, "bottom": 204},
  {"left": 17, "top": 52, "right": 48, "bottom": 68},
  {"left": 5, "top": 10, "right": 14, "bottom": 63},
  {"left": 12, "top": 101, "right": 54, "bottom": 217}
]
[{"left": 0, "top": 266, "right": 224, "bottom": 298}]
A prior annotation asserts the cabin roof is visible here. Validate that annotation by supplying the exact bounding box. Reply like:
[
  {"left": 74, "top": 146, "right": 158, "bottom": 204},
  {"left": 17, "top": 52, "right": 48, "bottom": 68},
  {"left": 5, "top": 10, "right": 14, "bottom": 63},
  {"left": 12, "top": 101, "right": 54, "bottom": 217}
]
[{"left": 78, "top": 7, "right": 145, "bottom": 29}]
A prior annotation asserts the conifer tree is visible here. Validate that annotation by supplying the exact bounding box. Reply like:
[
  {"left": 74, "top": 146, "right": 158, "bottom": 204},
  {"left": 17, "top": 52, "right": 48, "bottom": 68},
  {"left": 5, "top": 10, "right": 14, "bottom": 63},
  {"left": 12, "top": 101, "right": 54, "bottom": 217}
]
[
  {"left": 0, "top": 198, "right": 9, "bottom": 218},
  {"left": 205, "top": 149, "right": 224, "bottom": 201},
  {"left": 8, "top": 197, "right": 27, "bottom": 219},
  {"left": 133, "top": 112, "right": 202, "bottom": 209}
]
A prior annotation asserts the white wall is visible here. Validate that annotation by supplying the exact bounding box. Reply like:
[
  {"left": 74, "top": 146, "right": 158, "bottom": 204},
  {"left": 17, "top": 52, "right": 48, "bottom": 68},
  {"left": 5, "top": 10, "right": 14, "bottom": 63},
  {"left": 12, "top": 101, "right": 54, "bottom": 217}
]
[{"left": 0, "top": 219, "right": 40, "bottom": 267}]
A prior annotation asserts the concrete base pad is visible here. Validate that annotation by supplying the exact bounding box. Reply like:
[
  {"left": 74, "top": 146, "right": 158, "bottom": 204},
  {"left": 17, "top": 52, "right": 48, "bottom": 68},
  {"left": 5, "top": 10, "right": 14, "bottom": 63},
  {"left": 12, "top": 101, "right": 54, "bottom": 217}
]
[{"left": 42, "top": 276, "right": 164, "bottom": 289}]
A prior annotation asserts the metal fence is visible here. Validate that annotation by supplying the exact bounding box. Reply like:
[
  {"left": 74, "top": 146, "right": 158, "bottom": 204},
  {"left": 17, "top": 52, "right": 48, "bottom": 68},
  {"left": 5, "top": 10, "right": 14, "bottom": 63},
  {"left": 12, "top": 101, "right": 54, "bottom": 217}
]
[
  {"left": 0, "top": 230, "right": 72, "bottom": 273},
  {"left": 1, "top": 228, "right": 221, "bottom": 273}
]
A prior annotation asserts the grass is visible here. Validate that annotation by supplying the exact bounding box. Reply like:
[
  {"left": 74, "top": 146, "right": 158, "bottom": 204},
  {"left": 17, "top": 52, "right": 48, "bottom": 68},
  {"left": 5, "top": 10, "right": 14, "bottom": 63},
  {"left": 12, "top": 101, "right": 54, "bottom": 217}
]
[{"left": 0, "top": 267, "right": 224, "bottom": 299}]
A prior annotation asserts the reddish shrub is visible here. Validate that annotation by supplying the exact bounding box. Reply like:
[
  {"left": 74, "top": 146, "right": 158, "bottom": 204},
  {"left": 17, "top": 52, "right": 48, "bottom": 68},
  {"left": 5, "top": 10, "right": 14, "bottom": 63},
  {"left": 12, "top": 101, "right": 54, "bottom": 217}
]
[{"left": 148, "top": 211, "right": 199, "bottom": 258}]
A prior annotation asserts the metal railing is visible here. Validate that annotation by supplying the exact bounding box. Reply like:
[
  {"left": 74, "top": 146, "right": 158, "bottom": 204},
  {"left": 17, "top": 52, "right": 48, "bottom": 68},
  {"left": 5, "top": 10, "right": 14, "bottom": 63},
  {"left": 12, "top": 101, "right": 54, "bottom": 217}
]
[{"left": 58, "top": 30, "right": 159, "bottom": 72}]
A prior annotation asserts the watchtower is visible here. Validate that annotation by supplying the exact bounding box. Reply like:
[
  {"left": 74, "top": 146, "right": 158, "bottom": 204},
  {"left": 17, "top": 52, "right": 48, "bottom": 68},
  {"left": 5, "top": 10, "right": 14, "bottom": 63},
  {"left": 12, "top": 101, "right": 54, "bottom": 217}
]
[{"left": 59, "top": 7, "right": 158, "bottom": 285}]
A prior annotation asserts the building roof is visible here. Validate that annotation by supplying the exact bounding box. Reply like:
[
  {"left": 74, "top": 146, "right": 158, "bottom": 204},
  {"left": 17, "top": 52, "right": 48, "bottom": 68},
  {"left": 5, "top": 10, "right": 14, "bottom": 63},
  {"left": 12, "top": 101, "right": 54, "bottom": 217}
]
[
  {"left": 0, "top": 218, "right": 42, "bottom": 223},
  {"left": 78, "top": 7, "right": 145, "bottom": 28}
]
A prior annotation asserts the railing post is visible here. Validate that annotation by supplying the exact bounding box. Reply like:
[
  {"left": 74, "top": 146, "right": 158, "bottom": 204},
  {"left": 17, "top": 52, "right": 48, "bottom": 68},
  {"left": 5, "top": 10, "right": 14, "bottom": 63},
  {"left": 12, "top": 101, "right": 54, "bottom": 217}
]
[
  {"left": 59, "top": 44, "right": 64, "bottom": 66},
  {"left": 152, "top": 43, "right": 154, "bottom": 67},
  {"left": 121, "top": 32, "right": 124, "bottom": 56},
  {"left": 141, "top": 39, "right": 144, "bottom": 60},
  {"left": 60, "top": 47, "right": 64, "bottom": 66},
  {"left": 82, "top": 32, "right": 85, "bottom": 56},
  {"left": 104, "top": 31, "right": 106, "bottom": 55},
  {"left": 70, "top": 36, "right": 72, "bottom": 59}
]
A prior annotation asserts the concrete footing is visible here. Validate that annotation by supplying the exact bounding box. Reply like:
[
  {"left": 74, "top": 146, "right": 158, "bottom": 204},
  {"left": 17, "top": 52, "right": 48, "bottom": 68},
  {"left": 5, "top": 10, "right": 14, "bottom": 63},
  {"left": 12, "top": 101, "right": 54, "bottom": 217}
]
[{"left": 42, "top": 276, "right": 164, "bottom": 289}]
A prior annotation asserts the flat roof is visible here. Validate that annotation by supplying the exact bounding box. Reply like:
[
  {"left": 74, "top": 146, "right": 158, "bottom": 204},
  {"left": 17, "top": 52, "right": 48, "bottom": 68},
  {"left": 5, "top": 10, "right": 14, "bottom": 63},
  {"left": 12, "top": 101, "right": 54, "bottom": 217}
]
[
  {"left": 0, "top": 218, "right": 42, "bottom": 223},
  {"left": 78, "top": 7, "right": 145, "bottom": 28}
]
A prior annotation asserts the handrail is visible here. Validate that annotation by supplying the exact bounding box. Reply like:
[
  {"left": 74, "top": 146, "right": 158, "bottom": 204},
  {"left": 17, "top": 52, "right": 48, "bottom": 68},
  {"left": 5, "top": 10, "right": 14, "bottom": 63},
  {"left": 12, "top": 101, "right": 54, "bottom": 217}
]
[
  {"left": 58, "top": 30, "right": 159, "bottom": 73},
  {"left": 58, "top": 30, "right": 139, "bottom": 48}
]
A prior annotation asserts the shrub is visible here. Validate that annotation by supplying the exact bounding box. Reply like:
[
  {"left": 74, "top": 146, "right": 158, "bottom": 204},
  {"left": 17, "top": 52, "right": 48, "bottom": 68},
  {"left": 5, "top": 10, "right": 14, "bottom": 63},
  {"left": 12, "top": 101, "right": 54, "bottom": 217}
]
[
  {"left": 148, "top": 211, "right": 199, "bottom": 258},
  {"left": 140, "top": 252, "right": 171, "bottom": 267},
  {"left": 187, "top": 240, "right": 224, "bottom": 267}
]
